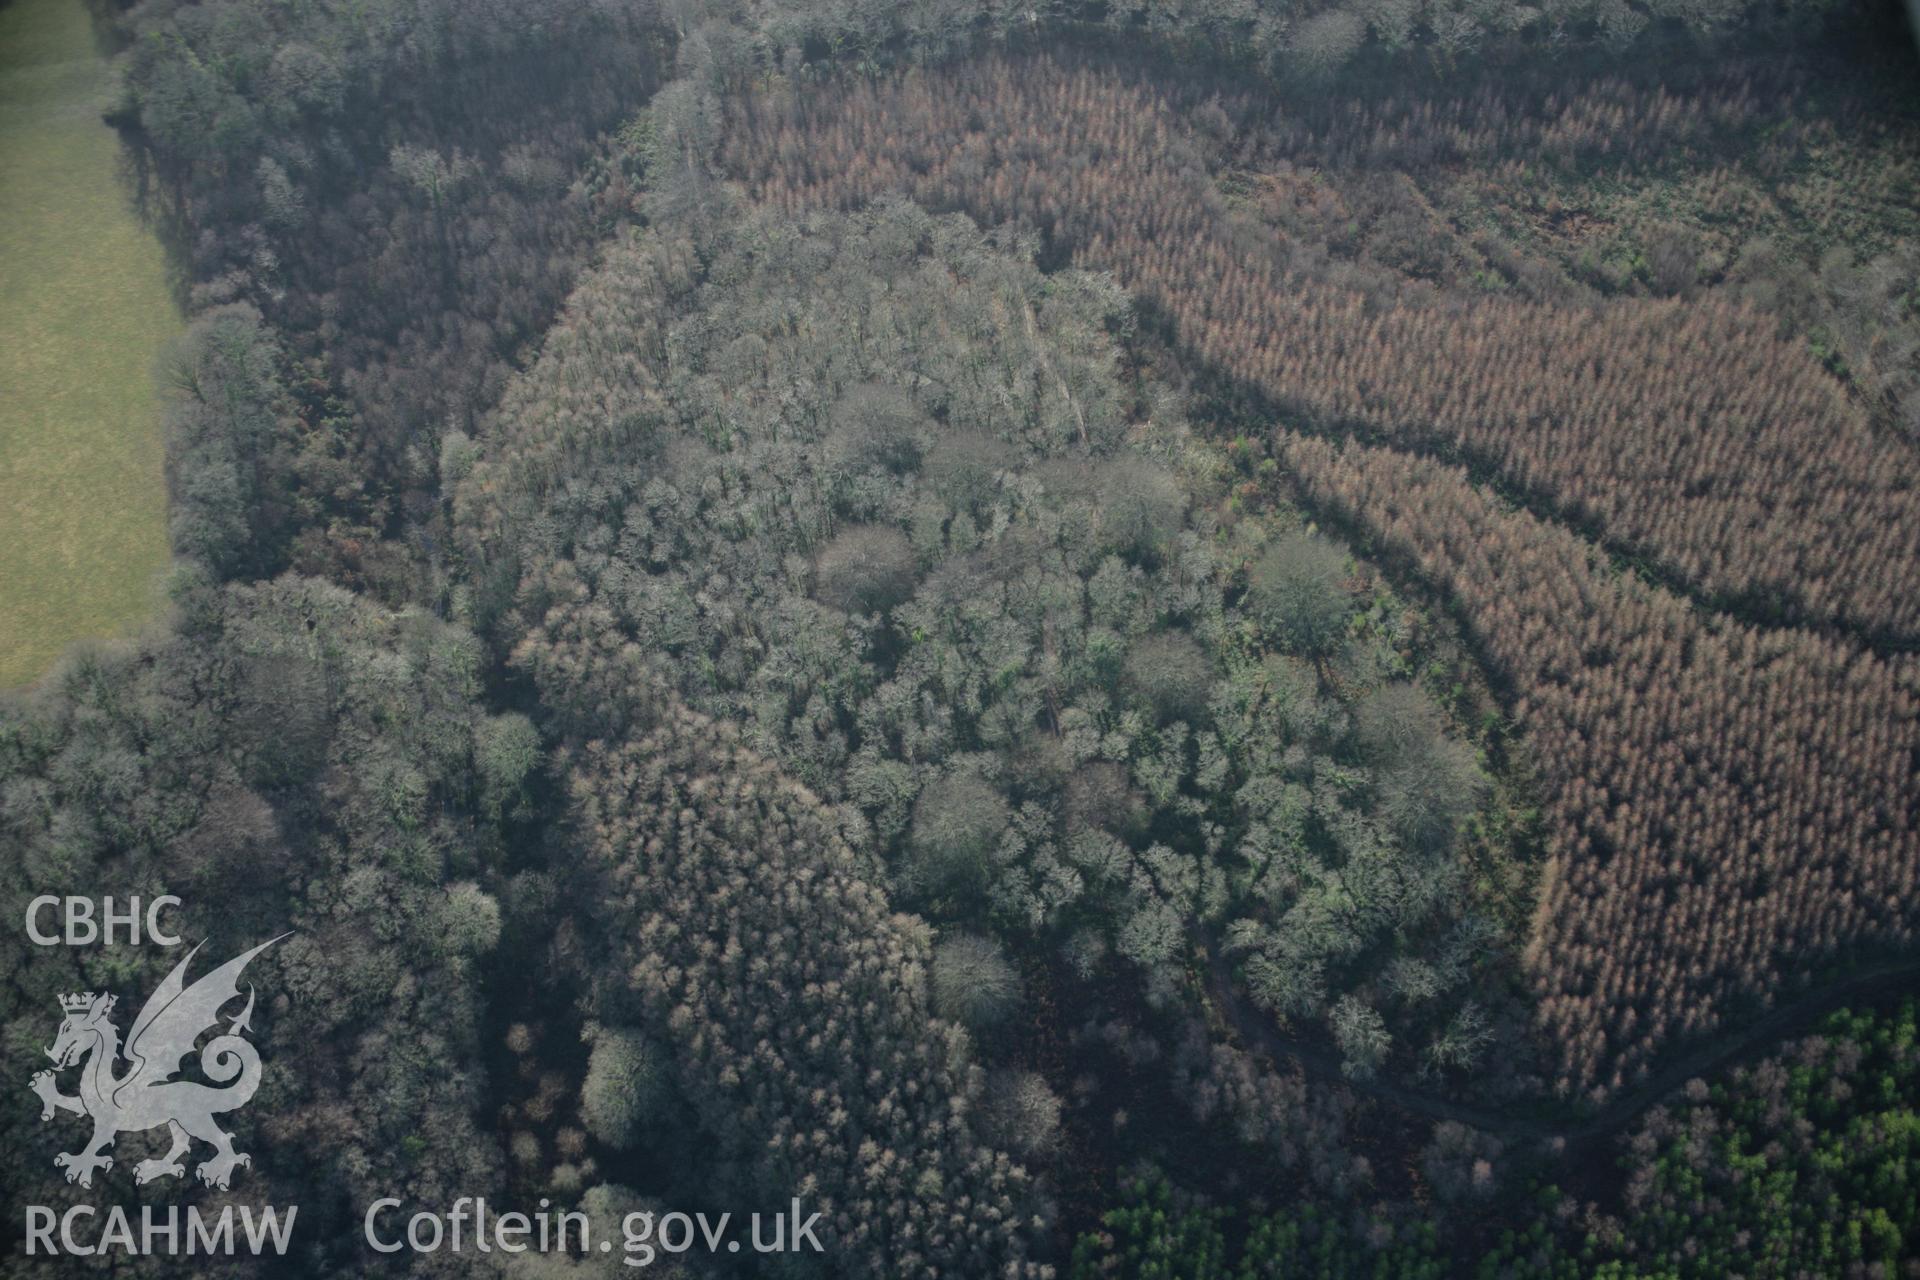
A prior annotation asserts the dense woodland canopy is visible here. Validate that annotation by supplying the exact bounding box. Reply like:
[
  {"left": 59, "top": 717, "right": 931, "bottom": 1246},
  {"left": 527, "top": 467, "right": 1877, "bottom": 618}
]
[
  {"left": 3, "top": 0, "right": 1918, "bottom": 1274},
  {"left": 1, "top": 576, "right": 518, "bottom": 1271},
  {"left": 729, "top": 56, "right": 1920, "bottom": 641},
  {"left": 459, "top": 200, "right": 1513, "bottom": 1088},
  {"left": 1069, "top": 1000, "right": 1920, "bottom": 1277},
  {"left": 720, "top": 46, "right": 1920, "bottom": 1098}
]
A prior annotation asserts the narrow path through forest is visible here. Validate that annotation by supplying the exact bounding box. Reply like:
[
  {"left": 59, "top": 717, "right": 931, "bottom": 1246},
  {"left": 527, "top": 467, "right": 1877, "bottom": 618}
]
[
  {"left": 1170, "top": 325, "right": 1920, "bottom": 660},
  {"left": 1205, "top": 946, "right": 1920, "bottom": 1150}
]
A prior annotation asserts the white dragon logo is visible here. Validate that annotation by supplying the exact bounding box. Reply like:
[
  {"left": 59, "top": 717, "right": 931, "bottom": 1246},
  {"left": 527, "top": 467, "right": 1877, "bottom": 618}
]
[{"left": 28, "top": 936, "right": 285, "bottom": 1190}]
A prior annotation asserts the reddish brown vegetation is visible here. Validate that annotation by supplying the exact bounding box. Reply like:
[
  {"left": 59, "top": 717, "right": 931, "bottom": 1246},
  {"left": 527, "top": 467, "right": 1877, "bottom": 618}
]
[
  {"left": 723, "top": 55, "right": 1920, "bottom": 1095},
  {"left": 1277, "top": 432, "right": 1920, "bottom": 1097},
  {"left": 725, "top": 56, "right": 1920, "bottom": 642}
]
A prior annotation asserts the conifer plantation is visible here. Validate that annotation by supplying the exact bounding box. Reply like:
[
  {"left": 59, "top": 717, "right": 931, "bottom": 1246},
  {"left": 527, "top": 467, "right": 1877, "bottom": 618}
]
[
  {"left": 723, "top": 50, "right": 1920, "bottom": 1099},
  {"left": 2, "top": 0, "right": 1917, "bottom": 1275}
]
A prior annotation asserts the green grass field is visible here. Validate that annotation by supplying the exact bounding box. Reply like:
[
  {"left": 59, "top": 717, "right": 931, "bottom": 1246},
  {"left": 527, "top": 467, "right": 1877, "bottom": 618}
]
[{"left": 0, "top": 0, "right": 175, "bottom": 688}]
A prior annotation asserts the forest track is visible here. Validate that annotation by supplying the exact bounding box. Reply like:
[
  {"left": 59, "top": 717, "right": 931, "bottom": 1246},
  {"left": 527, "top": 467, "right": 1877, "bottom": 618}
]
[
  {"left": 1167, "top": 331, "right": 1920, "bottom": 659},
  {"left": 1204, "top": 946, "right": 1920, "bottom": 1150}
]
